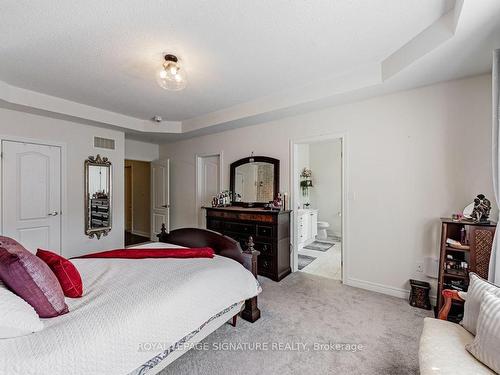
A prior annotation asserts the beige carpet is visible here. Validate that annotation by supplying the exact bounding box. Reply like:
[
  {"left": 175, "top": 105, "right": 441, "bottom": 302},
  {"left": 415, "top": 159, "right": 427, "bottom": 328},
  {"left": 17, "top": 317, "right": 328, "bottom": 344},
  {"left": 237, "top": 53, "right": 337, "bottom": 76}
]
[{"left": 160, "top": 272, "right": 431, "bottom": 375}]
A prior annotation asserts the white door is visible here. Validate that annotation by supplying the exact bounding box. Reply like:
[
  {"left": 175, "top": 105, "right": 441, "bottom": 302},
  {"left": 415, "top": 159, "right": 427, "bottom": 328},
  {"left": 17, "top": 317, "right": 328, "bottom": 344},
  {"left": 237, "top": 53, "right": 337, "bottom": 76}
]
[
  {"left": 196, "top": 155, "right": 220, "bottom": 227},
  {"left": 151, "top": 159, "right": 169, "bottom": 240},
  {"left": 1, "top": 141, "right": 61, "bottom": 253}
]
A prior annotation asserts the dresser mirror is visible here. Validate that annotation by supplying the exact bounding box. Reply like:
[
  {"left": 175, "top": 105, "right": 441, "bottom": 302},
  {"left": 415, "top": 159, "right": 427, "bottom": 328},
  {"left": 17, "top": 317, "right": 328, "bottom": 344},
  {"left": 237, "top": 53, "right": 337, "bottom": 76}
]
[
  {"left": 84, "top": 154, "right": 112, "bottom": 239},
  {"left": 230, "top": 156, "right": 279, "bottom": 206}
]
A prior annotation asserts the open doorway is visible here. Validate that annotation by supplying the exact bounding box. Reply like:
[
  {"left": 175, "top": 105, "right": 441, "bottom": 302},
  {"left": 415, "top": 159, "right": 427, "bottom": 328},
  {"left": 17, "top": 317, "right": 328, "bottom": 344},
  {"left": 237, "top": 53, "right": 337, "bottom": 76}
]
[
  {"left": 124, "top": 159, "right": 151, "bottom": 246},
  {"left": 291, "top": 135, "right": 345, "bottom": 281}
]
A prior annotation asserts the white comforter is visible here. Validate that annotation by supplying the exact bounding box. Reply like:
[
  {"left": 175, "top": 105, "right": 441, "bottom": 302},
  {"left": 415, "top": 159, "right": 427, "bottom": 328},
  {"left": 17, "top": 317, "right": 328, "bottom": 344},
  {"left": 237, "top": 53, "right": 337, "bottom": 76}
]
[{"left": 0, "top": 242, "right": 260, "bottom": 375}]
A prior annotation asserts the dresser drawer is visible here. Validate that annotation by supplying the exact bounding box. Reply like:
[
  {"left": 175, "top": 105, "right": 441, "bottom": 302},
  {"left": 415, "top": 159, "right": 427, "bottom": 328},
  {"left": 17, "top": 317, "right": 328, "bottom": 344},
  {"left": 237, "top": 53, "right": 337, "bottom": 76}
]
[
  {"left": 256, "top": 225, "right": 273, "bottom": 237},
  {"left": 224, "top": 232, "right": 249, "bottom": 250},
  {"left": 223, "top": 222, "right": 256, "bottom": 236},
  {"left": 204, "top": 207, "right": 291, "bottom": 282},
  {"left": 207, "top": 218, "right": 223, "bottom": 231},
  {"left": 258, "top": 256, "right": 274, "bottom": 275},
  {"left": 254, "top": 241, "right": 274, "bottom": 256}
]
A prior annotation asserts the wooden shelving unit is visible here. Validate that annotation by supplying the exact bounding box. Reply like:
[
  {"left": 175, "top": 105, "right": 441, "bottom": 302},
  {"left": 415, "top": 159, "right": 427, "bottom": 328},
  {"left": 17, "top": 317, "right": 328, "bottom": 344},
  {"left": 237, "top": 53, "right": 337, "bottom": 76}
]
[{"left": 436, "top": 218, "right": 496, "bottom": 322}]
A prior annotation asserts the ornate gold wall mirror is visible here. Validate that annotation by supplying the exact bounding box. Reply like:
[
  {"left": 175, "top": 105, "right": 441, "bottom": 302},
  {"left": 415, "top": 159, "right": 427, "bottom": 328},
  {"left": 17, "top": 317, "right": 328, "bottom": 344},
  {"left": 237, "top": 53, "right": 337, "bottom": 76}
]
[{"left": 84, "top": 155, "right": 112, "bottom": 239}]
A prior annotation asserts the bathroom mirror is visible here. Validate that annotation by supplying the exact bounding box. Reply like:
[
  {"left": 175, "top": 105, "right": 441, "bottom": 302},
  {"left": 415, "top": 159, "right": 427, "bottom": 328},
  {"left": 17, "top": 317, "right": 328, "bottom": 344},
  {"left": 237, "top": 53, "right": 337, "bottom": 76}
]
[
  {"left": 230, "top": 156, "right": 279, "bottom": 206},
  {"left": 84, "top": 154, "right": 112, "bottom": 239}
]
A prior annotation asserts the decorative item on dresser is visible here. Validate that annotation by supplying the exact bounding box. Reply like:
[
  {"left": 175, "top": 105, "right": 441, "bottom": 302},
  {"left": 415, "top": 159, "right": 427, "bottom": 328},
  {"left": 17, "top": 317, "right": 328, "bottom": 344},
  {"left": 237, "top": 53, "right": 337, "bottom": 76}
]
[
  {"left": 204, "top": 206, "right": 291, "bottom": 281},
  {"left": 436, "top": 218, "right": 497, "bottom": 322}
]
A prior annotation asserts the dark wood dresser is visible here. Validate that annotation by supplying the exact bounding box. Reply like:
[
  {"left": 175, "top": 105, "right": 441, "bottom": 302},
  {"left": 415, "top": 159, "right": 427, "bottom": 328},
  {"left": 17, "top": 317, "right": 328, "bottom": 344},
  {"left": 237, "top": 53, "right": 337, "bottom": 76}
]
[{"left": 204, "top": 207, "right": 291, "bottom": 281}]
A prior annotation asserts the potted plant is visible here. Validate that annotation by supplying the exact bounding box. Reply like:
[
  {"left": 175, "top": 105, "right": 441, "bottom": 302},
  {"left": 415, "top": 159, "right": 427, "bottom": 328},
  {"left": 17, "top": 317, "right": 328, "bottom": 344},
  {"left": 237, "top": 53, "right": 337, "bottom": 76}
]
[{"left": 300, "top": 168, "right": 313, "bottom": 196}]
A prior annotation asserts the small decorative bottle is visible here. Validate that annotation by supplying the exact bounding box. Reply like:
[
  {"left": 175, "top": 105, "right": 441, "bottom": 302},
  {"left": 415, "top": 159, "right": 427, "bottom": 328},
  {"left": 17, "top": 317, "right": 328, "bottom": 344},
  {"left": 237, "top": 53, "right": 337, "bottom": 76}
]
[{"left": 460, "top": 226, "right": 466, "bottom": 245}]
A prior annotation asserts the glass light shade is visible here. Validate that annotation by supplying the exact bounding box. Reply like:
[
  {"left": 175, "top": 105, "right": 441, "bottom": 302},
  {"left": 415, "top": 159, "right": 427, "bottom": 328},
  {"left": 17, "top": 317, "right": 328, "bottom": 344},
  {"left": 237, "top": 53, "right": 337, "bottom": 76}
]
[{"left": 157, "top": 60, "right": 187, "bottom": 91}]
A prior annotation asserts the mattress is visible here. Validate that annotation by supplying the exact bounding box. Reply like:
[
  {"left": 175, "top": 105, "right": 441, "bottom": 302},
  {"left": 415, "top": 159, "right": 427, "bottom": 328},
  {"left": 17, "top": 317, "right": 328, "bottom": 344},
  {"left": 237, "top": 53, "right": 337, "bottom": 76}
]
[{"left": 0, "top": 242, "right": 261, "bottom": 375}]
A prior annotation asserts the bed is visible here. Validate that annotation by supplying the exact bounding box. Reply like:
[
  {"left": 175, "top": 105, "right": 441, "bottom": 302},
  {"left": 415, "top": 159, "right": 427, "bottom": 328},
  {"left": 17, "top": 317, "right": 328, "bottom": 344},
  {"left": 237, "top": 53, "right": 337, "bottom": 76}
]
[{"left": 0, "top": 227, "right": 261, "bottom": 375}]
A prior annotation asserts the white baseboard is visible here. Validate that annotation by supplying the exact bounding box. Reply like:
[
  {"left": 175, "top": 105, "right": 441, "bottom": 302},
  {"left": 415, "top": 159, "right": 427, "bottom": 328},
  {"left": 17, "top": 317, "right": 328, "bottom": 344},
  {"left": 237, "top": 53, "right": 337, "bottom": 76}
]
[
  {"left": 344, "top": 277, "right": 437, "bottom": 307},
  {"left": 344, "top": 277, "right": 410, "bottom": 299},
  {"left": 131, "top": 229, "right": 150, "bottom": 238}
]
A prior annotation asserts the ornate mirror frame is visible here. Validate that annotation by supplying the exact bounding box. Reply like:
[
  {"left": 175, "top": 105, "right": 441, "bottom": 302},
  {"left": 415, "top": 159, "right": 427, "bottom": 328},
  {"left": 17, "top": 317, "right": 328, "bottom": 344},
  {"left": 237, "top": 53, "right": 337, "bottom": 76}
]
[
  {"left": 84, "top": 154, "right": 112, "bottom": 239},
  {"left": 229, "top": 156, "right": 280, "bottom": 207}
]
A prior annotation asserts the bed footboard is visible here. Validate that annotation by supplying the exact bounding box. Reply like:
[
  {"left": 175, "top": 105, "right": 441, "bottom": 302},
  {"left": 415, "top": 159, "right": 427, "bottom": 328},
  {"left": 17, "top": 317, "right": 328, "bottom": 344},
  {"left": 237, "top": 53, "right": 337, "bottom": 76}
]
[{"left": 158, "top": 225, "right": 261, "bottom": 322}]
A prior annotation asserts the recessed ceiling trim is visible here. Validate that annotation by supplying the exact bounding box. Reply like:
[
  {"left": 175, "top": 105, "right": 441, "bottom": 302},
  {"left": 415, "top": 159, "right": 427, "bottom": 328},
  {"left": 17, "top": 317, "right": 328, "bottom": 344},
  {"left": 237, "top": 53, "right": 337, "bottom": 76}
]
[
  {"left": 382, "top": 2, "right": 462, "bottom": 80},
  {"left": 0, "top": 80, "right": 182, "bottom": 133},
  {"left": 0, "top": 1, "right": 463, "bottom": 139},
  {"left": 182, "top": 63, "right": 382, "bottom": 133}
]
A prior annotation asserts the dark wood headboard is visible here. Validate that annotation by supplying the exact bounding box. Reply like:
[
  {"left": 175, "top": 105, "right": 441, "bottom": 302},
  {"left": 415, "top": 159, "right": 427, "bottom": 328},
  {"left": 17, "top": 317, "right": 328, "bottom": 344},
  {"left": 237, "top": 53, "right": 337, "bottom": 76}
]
[{"left": 157, "top": 224, "right": 261, "bottom": 322}]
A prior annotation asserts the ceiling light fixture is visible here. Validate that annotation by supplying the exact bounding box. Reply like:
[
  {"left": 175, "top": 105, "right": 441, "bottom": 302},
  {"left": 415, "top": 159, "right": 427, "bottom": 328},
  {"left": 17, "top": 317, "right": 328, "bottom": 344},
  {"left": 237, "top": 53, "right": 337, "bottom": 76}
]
[{"left": 157, "top": 54, "right": 187, "bottom": 91}]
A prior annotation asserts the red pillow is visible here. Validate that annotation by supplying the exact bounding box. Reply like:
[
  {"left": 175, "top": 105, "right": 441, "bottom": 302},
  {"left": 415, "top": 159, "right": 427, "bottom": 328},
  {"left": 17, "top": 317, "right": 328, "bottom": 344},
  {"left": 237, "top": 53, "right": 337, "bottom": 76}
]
[
  {"left": 0, "top": 236, "right": 68, "bottom": 318},
  {"left": 36, "top": 249, "right": 83, "bottom": 298}
]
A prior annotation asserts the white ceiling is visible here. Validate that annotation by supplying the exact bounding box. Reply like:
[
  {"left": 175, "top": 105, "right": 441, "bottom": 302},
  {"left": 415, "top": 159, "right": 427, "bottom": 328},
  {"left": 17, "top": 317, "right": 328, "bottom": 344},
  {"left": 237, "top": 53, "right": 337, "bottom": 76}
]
[{"left": 1, "top": 0, "right": 500, "bottom": 142}]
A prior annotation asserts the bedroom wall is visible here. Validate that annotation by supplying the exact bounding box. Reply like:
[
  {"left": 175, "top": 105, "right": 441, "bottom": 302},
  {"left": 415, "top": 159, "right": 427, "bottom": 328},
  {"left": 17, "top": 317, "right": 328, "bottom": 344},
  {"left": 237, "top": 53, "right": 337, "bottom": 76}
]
[
  {"left": 159, "top": 74, "right": 495, "bottom": 299},
  {"left": 125, "top": 138, "right": 159, "bottom": 161},
  {"left": 0, "top": 108, "right": 125, "bottom": 257}
]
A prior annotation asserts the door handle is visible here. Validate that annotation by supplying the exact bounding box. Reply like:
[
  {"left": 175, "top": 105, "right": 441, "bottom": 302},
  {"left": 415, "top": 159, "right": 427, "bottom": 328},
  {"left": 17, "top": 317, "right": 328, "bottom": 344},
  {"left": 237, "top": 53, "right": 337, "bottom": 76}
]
[
  {"left": 162, "top": 204, "right": 170, "bottom": 208},
  {"left": 48, "top": 211, "right": 59, "bottom": 216}
]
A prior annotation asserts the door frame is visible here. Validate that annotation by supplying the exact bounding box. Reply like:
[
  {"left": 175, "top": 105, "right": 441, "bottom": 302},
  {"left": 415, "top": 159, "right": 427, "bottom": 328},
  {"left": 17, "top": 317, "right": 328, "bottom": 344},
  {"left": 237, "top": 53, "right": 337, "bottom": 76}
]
[
  {"left": 195, "top": 152, "right": 224, "bottom": 228},
  {"left": 0, "top": 135, "right": 67, "bottom": 253},
  {"left": 124, "top": 160, "right": 152, "bottom": 238},
  {"left": 124, "top": 165, "right": 133, "bottom": 233},
  {"left": 289, "top": 132, "right": 349, "bottom": 282}
]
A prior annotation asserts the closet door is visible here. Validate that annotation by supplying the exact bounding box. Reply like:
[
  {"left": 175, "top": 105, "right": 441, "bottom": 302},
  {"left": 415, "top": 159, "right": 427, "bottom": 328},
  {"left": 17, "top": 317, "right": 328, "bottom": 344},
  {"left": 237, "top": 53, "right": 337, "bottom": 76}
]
[
  {"left": 196, "top": 154, "right": 221, "bottom": 228},
  {"left": 151, "top": 159, "right": 169, "bottom": 240},
  {"left": 2, "top": 140, "right": 61, "bottom": 253}
]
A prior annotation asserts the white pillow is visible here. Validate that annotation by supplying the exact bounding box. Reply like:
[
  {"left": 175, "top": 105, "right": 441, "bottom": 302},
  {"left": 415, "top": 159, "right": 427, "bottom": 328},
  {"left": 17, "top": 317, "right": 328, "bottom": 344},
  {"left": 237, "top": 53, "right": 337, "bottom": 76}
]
[
  {"left": 0, "top": 282, "right": 43, "bottom": 338},
  {"left": 466, "top": 292, "right": 500, "bottom": 373},
  {"left": 461, "top": 273, "right": 500, "bottom": 335}
]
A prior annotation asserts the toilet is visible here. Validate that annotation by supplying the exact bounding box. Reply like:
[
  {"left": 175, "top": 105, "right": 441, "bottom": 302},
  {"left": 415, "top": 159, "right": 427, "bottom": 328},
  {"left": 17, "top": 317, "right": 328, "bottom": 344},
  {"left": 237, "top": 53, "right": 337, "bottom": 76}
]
[{"left": 316, "top": 221, "right": 330, "bottom": 240}]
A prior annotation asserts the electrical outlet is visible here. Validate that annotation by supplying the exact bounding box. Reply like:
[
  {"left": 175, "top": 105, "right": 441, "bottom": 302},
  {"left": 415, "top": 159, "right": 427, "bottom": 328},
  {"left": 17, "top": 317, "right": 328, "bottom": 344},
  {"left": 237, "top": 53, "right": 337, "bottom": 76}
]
[{"left": 416, "top": 262, "right": 424, "bottom": 273}]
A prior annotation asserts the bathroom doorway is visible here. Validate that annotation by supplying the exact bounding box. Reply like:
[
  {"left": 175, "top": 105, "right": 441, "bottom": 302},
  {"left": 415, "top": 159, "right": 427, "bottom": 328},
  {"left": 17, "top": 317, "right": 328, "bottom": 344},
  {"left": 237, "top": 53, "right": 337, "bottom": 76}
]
[{"left": 290, "top": 134, "right": 346, "bottom": 281}]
